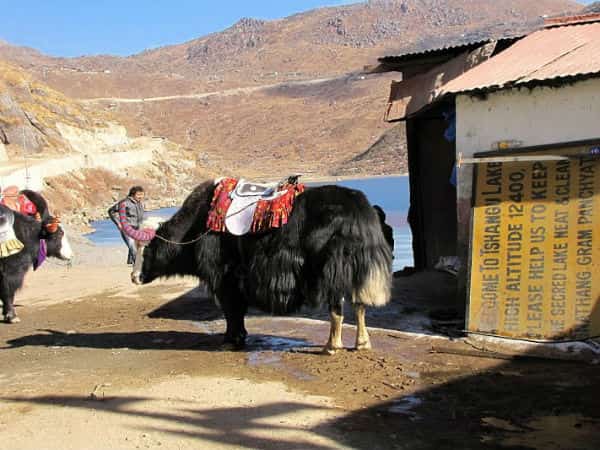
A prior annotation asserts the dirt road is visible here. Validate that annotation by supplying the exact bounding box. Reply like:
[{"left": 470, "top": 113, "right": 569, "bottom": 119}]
[
  {"left": 80, "top": 76, "right": 342, "bottom": 104},
  {"left": 1, "top": 243, "right": 599, "bottom": 449}
]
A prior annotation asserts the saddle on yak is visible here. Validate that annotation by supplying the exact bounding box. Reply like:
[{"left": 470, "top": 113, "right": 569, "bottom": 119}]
[
  {"left": 207, "top": 176, "right": 305, "bottom": 236},
  {"left": 0, "top": 208, "right": 24, "bottom": 258}
]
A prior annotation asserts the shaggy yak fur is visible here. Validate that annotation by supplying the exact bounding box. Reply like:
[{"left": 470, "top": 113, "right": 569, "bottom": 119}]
[
  {"left": 134, "top": 181, "right": 392, "bottom": 353},
  {"left": 0, "top": 191, "right": 73, "bottom": 323}
]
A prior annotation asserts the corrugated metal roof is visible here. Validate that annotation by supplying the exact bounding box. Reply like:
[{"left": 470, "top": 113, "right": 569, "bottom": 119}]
[
  {"left": 378, "top": 25, "right": 535, "bottom": 64},
  {"left": 441, "top": 20, "right": 600, "bottom": 95},
  {"left": 379, "top": 38, "right": 497, "bottom": 63}
]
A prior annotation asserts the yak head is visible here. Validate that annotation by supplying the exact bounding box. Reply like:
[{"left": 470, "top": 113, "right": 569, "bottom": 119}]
[
  {"left": 41, "top": 215, "right": 73, "bottom": 261},
  {"left": 18, "top": 189, "right": 72, "bottom": 261},
  {"left": 131, "top": 182, "right": 215, "bottom": 285}
]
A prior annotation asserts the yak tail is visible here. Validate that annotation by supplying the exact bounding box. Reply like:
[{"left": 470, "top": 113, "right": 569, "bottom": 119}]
[
  {"left": 351, "top": 222, "right": 393, "bottom": 308},
  {"left": 353, "top": 244, "right": 392, "bottom": 307},
  {"left": 316, "top": 210, "right": 393, "bottom": 309}
]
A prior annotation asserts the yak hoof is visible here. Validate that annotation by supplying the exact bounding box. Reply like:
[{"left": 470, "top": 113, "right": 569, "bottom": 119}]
[
  {"left": 221, "top": 337, "right": 246, "bottom": 351},
  {"left": 321, "top": 346, "right": 342, "bottom": 356},
  {"left": 221, "top": 342, "right": 245, "bottom": 351},
  {"left": 5, "top": 315, "right": 20, "bottom": 324},
  {"left": 355, "top": 341, "right": 372, "bottom": 351}
]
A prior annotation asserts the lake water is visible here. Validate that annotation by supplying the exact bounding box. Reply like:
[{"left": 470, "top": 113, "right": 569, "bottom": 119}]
[{"left": 87, "top": 176, "right": 413, "bottom": 271}]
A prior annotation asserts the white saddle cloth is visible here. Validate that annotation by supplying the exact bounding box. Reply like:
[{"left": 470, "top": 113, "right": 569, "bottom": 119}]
[
  {"left": 0, "top": 208, "right": 24, "bottom": 258},
  {"left": 224, "top": 179, "right": 286, "bottom": 236}
]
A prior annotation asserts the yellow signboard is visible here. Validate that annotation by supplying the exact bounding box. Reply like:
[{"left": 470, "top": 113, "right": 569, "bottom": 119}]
[{"left": 468, "top": 154, "right": 600, "bottom": 340}]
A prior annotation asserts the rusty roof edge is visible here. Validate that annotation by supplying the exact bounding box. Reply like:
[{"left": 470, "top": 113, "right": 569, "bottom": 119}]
[
  {"left": 440, "top": 72, "right": 600, "bottom": 98},
  {"left": 401, "top": 73, "right": 600, "bottom": 120},
  {"left": 425, "top": 20, "right": 600, "bottom": 98},
  {"left": 544, "top": 13, "right": 600, "bottom": 28}
]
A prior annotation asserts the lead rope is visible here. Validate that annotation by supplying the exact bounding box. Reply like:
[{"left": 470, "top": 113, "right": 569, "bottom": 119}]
[
  {"left": 153, "top": 229, "right": 211, "bottom": 246},
  {"left": 151, "top": 199, "right": 260, "bottom": 246}
]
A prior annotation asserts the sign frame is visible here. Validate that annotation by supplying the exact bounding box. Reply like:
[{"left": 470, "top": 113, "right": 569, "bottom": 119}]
[{"left": 466, "top": 142, "right": 600, "bottom": 341}]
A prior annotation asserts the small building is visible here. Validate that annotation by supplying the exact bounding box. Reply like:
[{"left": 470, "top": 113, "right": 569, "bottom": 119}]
[{"left": 382, "top": 14, "right": 600, "bottom": 341}]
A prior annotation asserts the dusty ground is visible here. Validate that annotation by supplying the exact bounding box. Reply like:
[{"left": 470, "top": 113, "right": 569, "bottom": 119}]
[{"left": 1, "top": 238, "right": 599, "bottom": 450}]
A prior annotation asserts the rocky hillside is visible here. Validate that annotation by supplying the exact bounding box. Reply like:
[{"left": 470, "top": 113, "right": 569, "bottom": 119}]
[
  {"left": 0, "top": 61, "right": 212, "bottom": 229},
  {"left": 0, "top": 60, "right": 112, "bottom": 159},
  {"left": 0, "top": 0, "right": 580, "bottom": 99},
  {"left": 108, "top": 72, "right": 403, "bottom": 179},
  {"left": 333, "top": 124, "right": 408, "bottom": 177}
]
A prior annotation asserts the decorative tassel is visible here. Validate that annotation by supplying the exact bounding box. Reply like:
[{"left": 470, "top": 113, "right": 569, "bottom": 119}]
[
  {"left": 252, "top": 182, "right": 305, "bottom": 233},
  {"left": 207, "top": 178, "right": 237, "bottom": 232},
  {"left": 0, "top": 238, "right": 24, "bottom": 258}
]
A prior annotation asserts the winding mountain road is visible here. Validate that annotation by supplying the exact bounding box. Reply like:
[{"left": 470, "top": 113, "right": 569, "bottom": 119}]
[{"left": 79, "top": 75, "right": 351, "bottom": 104}]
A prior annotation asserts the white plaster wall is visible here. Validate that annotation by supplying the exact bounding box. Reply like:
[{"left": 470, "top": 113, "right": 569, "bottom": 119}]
[{"left": 456, "top": 77, "right": 600, "bottom": 157}]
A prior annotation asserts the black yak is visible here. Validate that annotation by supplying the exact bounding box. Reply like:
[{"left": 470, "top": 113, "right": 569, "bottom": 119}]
[
  {"left": 132, "top": 180, "right": 392, "bottom": 353},
  {"left": 0, "top": 192, "right": 73, "bottom": 323}
]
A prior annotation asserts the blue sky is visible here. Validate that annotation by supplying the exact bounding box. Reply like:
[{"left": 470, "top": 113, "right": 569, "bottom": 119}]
[
  {"left": 1, "top": 1, "right": 593, "bottom": 57},
  {"left": 1, "top": 1, "right": 358, "bottom": 57}
]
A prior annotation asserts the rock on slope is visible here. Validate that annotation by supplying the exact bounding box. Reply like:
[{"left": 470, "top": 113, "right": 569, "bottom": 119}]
[{"left": 0, "top": 61, "right": 211, "bottom": 228}]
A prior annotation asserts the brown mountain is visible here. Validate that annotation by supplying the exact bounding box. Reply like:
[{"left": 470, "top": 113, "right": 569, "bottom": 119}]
[
  {"left": 107, "top": 72, "right": 403, "bottom": 179},
  {"left": 0, "top": 0, "right": 581, "bottom": 98},
  {"left": 0, "top": 0, "right": 583, "bottom": 186}
]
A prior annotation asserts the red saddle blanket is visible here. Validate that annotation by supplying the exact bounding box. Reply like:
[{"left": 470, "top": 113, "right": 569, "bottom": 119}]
[{"left": 207, "top": 178, "right": 305, "bottom": 234}]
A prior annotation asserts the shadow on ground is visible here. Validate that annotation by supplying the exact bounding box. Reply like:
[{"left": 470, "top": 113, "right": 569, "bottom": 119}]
[
  {"left": 3, "top": 270, "right": 462, "bottom": 354},
  {"left": 3, "top": 352, "right": 599, "bottom": 449},
  {"left": 148, "top": 270, "right": 461, "bottom": 336},
  {"left": 2, "top": 395, "right": 341, "bottom": 450},
  {"left": 3, "top": 274, "right": 600, "bottom": 449},
  {"left": 327, "top": 350, "right": 600, "bottom": 449},
  {"left": 3, "top": 328, "right": 321, "bottom": 353},
  {"left": 135, "top": 274, "right": 600, "bottom": 449},
  {"left": 327, "top": 307, "right": 600, "bottom": 450}
]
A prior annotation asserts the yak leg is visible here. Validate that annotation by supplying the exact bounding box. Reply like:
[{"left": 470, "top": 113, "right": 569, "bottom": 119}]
[
  {"left": 323, "top": 301, "right": 344, "bottom": 355},
  {"left": 218, "top": 277, "right": 248, "bottom": 349},
  {"left": 1, "top": 277, "right": 20, "bottom": 324},
  {"left": 354, "top": 303, "right": 371, "bottom": 351},
  {"left": 222, "top": 302, "right": 247, "bottom": 349},
  {"left": 221, "top": 299, "right": 247, "bottom": 348}
]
